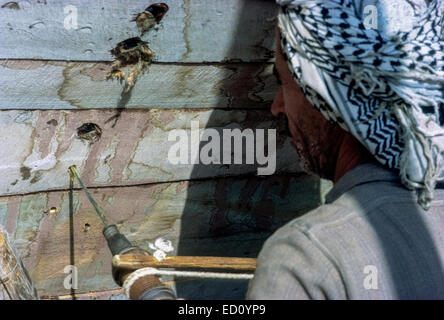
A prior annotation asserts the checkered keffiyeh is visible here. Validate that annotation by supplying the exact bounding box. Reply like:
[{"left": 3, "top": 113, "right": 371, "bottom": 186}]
[{"left": 277, "top": 0, "right": 444, "bottom": 209}]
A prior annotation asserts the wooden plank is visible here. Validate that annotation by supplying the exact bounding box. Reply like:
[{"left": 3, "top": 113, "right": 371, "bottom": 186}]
[
  {"left": 41, "top": 288, "right": 126, "bottom": 300},
  {"left": 0, "top": 109, "right": 300, "bottom": 197},
  {"left": 0, "top": 175, "right": 332, "bottom": 296},
  {"left": 0, "top": 60, "right": 278, "bottom": 109},
  {"left": 0, "top": 0, "right": 277, "bottom": 62},
  {"left": 42, "top": 278, "right": 254, "bottom": 300},
  {"left": 0, "top": 226, "right": 39, "bottom": 299},
  {"left": 40, "top": 279, "right": 245, "bottom": 299}
]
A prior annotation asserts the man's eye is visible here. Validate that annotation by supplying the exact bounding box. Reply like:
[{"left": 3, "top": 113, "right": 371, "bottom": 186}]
[{"left": 273, "top": 64, "right": 282, "bottom": 85}]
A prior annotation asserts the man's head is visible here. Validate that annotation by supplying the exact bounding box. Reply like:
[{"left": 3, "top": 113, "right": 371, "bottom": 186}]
[
  {"left": 272, "top": 30, "right": 367, "bottom": 181},
  {"left": 274, "top": 1, "right": 444, "bottom": 208}
]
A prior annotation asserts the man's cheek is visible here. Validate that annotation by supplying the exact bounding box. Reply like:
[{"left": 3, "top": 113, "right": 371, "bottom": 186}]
[{"left": 290, "top": 139, "right": 314, "bottom": 174}]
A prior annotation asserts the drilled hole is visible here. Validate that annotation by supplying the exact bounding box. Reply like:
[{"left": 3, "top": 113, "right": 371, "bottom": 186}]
[
  {"left": 83, "top": 223, "right": 91, "bottom": 232},
  {"left": 47, "top": 119, "right": 58, "bottom": 126},
  {"left": 77, "top": 123, "right": 102, "bottom": 143},
  {"left": 45, "top": 207, "right": 59, "bottom": 214},
  {"left": 1, "top": 2, "right": 20, "bottom": 10}
]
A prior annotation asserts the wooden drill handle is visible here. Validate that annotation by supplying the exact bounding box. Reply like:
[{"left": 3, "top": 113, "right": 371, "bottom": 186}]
[{"left": 113, "top": 254, "right": 257, "bottom": 272}]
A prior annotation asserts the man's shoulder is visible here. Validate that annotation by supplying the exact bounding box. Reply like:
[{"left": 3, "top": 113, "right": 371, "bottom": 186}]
[
  {"left": 288, "top": 177, "right": 413, "bottom": 234},
  {"left": 287, "top": 193, "right": 368, "bottom": 235}
]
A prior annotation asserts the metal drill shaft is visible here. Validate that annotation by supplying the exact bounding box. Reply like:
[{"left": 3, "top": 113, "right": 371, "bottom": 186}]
[
  {"left": 67, "top": 166, "right": 176, "bottom": 300},
  {"left": 68, "top": 165, "right": 109, "bottom": 227}
]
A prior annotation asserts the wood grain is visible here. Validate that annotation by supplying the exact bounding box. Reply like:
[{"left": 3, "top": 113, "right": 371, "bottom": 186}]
[
  {"left": 0, "top": 109, "right": 300, "bottom": 197},
  {"left": 0, "top": 0, "right": 335, "bottom": 300},
  {"left": 0, "top": 60, "right": 278, "bottom": 110},
  {"left": 0, "top": 227, "right": 39, "bottom": 299},
  {"left": 0, "top": 0, "right": 277, "bottom": 62},
  {"left": 0, "top": 175, "right": 332, "bottom": 296}
]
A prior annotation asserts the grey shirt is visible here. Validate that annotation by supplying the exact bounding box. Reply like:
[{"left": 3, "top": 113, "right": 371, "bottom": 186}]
[{"left": 247, "top": 163, "right": 444, "bottom": 299}]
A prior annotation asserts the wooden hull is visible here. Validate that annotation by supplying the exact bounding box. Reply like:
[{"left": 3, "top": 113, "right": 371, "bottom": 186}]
[{"left": 0, "top": 0, "right": 332, "bottom": 299}]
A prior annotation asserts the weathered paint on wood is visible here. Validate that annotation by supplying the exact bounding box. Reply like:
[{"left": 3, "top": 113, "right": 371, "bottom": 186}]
[
  {"left": 0, "top": 0, "right": 333, "bottom": 300},
  {"left": 41, "top": 288, "right": 126, "bottom": 300},
  {"left": 0, "top": 109, "right": 300, "bottom": 197},
  {"left": 0, "top": 0, "right": 277, "bottom": 62},
  {"left": 0, "top": 226, "right": 39, "bottom": 299},
  {"left": 0, "top": 175, "right": 332, "bottom": 296},
  {"left": 0, "top": 60, "right": 278, "bottom": 109}
]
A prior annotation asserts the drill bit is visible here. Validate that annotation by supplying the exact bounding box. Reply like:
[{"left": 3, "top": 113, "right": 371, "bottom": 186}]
[
  {"left": 68, "top": 165, "right": 136, "bottom": 256},
  {"left": 68, "top": 165, "right": 109, "bottom": 227},
  {"left": 67, "top": 166, "right": 176, "bottom": 300}
]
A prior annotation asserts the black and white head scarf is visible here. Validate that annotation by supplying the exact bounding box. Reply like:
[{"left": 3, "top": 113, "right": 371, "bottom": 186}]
[{"left": 277, "top": 0, "right": 444, "bottom": 209}]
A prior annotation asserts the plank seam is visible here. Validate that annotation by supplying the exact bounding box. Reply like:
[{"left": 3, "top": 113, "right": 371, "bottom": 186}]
[
  {"left": 0, "top": 172, "right": 309, "bottom": 198},
  {"left": 0, "top": 58, "right": 274, "bottom": 66},
  {"left": 0, "top": 107, "right": 271, "bottom": 112}
]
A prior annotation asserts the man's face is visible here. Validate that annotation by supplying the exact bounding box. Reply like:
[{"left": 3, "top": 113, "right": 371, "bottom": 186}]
[{"left": 271, "top": 33, "right": 344, "bottom": 179}]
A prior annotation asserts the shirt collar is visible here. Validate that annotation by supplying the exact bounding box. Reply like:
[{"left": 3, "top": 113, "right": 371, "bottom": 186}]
[{"left": 325, "top": 162, "right": 401, "bottom": 204}]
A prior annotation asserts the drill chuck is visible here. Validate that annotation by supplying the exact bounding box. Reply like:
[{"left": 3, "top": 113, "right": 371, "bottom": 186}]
[
  {"left": 102, "top": 224, "right": 176, "bottom": 300},
  {"left": 103, "top": 224, "right": 136, "bottom": 256},
  {"left": 69, "top": 166, "right": 176, "bottom": 299}
]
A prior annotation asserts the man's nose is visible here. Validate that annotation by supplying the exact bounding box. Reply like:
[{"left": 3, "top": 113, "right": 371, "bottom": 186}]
[{"left": 271, "top": 86, "right": 286, "bottom": 117}]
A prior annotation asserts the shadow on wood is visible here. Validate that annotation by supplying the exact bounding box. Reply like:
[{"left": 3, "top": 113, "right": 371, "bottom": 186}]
[{"left": 174, "top": 0, "right": 325, "bottom": 300}]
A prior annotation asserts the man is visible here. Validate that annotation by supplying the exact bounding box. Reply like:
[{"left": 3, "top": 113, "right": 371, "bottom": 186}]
[{"left": 247, "top": 0, "right": 444, "bottom": 299}]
